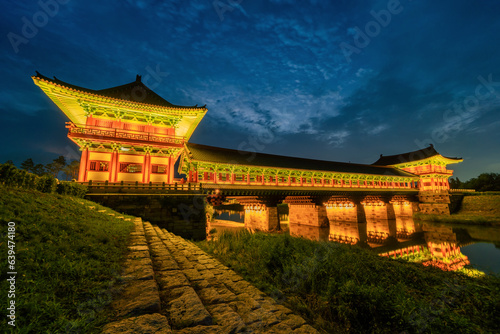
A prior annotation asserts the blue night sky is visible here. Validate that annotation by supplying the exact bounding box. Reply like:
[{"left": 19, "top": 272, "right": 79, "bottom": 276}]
[{"left": 1, "top": 0, "right": 499, "bottom": 180}]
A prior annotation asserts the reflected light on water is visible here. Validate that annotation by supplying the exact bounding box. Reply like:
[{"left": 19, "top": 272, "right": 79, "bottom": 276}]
[{"left": 210, "top": 208, "right": 500, "bottom": 275}]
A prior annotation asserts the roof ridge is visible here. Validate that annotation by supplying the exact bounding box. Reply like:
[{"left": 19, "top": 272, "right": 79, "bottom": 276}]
[
  {"left": 187, "top": 142, "right": 397, "bottom": 169},
  {"left": 33, "top": 71, "right": 205, "bottom": 110},
  {"left": 185, "top": 142, "right": 418, "bottom": 177},
  {"left": 373, "top": 145, "right": 462, "bottom": 166}
]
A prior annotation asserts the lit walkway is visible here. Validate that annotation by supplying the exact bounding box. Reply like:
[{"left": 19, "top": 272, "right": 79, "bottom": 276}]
[{"left": 102, "top": 218, "right": 318, "bottom": 333}]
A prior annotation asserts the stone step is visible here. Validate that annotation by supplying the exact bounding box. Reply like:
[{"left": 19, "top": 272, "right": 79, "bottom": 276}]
[
  {"left": 104, "top": 218, "right": 319, "bottom": 334},
  {"left": 143, "top": 222, "right": 215, "bottom": 331},
  {"left": 102, "top": 218, "right": 169, "bottom": 334},
  {"left": 154, "top": 225, "right": 318, "bottom": 333}
]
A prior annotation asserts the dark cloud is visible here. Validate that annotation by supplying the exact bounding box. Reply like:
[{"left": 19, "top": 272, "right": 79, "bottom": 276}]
[{"left": 1, "top": 0, "right": 499, "bottom": 179}]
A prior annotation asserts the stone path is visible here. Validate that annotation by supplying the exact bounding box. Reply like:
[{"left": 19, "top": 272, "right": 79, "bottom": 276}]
[{"left": 102, "top": 218, "right": 319, "bottom": 334}]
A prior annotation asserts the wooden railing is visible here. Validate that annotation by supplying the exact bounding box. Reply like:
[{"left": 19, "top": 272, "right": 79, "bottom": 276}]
[
  {"left": 449, "top": 189, "right": 476, "bottom": 193},
  {"left": 66, "top": 122, "right": 184, "bottom": 146},
  {"left": 83, "top": 181, "right": 202, "bottom": 194}
]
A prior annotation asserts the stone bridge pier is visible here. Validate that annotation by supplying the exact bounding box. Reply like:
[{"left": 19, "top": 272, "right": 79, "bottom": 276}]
[
  {"left": 219, "top": 194, "right": 418, "bottom": 239},
  {"left": 284, "top": 196, "right": 330, "bottom": 228},
  {"left": 236, "top": 196, "right": 282, "bottom": 232}
]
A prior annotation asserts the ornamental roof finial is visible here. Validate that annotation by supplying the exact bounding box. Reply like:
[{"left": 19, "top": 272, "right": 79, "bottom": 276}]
[{"left": 136, "top": 74, "right": 141, "bottom": 82}]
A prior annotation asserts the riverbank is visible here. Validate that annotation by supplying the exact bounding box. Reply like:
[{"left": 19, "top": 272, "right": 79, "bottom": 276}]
[
  {"left": 197, "top": 230, "right": 500, "bottom": 333},
  {"left": 0, "top": 186, "right": 134, "bottom": 333},
  {"left": 415, "top": 195, "right": 500, "bottom": 225}
]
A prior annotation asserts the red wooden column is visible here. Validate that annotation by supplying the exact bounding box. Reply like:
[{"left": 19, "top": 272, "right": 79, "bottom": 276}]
[
  {"left": 143, "top": 153, "right": 151, "bottom": 183},
  {"left": 109, "top": 150, "right": 118, "bottom": 183},
  {"left": 168, "top": 156, "right": 175, "bottom": 184},
  {"left": 247, "top": 172, "right": 251, "bottom": 185},
  {"left": 188, "top": 170, "right": 193, "bottom": 182},
  {"left": 78, "top": 147, "right": 89, "bottom": 182},
  {"left": 231, "top": 173, "right": 235, "bottom": 184},
  {"left": 85, "top": 149, "right": 92, "bottom": 182}
]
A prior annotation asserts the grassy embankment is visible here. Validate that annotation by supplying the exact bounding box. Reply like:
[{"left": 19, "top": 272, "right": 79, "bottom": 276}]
[
  {"left": 0, "top": 186, "right": 134, "bottom": 333},
  {"left": 198, "top": 230, "right": 500, "bottom": 333},
  {"left": 415, "top": 194, "right": 500, "bottom": 225}
]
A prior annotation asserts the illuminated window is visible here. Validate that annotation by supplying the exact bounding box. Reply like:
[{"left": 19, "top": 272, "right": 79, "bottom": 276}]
[
  {"left": 151, "top": 164, "right": 167, "bottom": 174},
  {"left": 89, "top": 161, "right": 109, "bottom": 172},
  {"left": 119, "top": 163, "right": 142, "bottom": 173}
]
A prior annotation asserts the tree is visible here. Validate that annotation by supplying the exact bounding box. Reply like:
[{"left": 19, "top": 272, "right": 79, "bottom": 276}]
[
  {"left": 32, "top": 164, "right": 46, "bottom": 176},
  {"left": 462, "top": 173, "right": 500, "bottom": 191},
  {"left": 449, "top": 177, "right": 462, "bottom": 189},
  {"left": 63, "top": 160, "right": 80, "bottom": 181},
  {"left": 20, "top": 158, "right": 35, "bottom": 173},
  {"left": 45, "top": 156, "right": 66, "bottom": 178}
]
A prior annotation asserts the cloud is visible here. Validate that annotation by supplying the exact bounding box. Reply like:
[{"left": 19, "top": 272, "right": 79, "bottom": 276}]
[
  {"left": 1, "top": 0, "right": 500, "bottom": 180},
  {"left": 321, "top": 130, "right": 350, "bottom": 146},
  {"left": 367, "top": 124, "right": 389, "bottom": 135}
]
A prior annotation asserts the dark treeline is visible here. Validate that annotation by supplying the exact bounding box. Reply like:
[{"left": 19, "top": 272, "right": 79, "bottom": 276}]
[
  {"left": 449, "top": 173, "right": 500, "bottom": 192},
  {"left": 4, "top": 156, "right": 80, "bottom": 181}
]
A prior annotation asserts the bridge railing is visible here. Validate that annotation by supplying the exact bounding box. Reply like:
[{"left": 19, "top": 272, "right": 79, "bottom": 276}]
[
  {"left": 82, "top": 181, "right": 202, "bottom": 194},
  {"left": 449, "top": 189, "right": 476, "bottom": 193}
]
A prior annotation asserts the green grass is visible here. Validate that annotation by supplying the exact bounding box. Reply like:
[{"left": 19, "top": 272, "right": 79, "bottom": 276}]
[
  {"left": 198, "top": 230, "right": 500, "bottom": 333},
  {"left": 460, "top": 195, "right": 500, "bottom": 217},
  {"left": 415, "top": 195, "right": 500, "bottom": 225},
  {"left": 0, "top": 185, "right": 134, "bottom": 333}
]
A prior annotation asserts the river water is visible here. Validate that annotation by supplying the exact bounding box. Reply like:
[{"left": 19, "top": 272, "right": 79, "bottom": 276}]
[{"left": 212, "top": 210, "right": 500, "bottom": 275}]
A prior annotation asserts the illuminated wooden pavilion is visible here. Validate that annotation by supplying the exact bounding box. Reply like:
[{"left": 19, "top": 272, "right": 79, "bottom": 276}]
[
  {"left": 179, "top": 142, "right": 419, "bottom": 190},
  {"left": 32, "top": 72, "right": 207, "bottom": 183},
  {"left": 373, "top": 144, "right": 462, "bottom": 192},
  {"left": 33, "top": 72, "right": 461, "bottom": 193}
]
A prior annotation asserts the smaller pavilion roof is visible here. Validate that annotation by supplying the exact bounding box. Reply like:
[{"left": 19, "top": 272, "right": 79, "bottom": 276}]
[{"left": 373, "top": 144, "right": 462, "bottom": 166}]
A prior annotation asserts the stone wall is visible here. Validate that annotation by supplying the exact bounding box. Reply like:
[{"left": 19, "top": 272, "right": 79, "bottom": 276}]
[
  {"left": 244, "top": 206, "right": 279, "bottom": 231},
  {"left": 87, "top": 194, "right": 207, "bottom": 240},
  {"left": 325, "top": 206, "right": 358, "bottom": 222},
  {"left": 418, "top": 192, "right": 451, "bottom": 215},
  {"left": 288, "top": 204, "right": 329, "bottom": 227}
]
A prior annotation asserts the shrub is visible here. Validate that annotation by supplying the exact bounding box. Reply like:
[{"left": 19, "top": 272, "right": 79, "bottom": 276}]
[
  {"left": 56, "top": 181, "right": 88, "bottom": 198},
  {"left": 36, "top": 174, "right": 57, "bottom": 193},
  {"left": 0, "top": 163, "right": 88, "bottom": 197}
]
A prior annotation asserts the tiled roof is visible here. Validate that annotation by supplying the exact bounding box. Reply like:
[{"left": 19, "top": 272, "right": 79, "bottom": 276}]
[
  {"left": 33, "top": 72, "right": 205, "bottom": 109},
  {"left": 372, "top": 144, "right": 462, "bottom": 166},
  {"left": 185, "top": 143, "right": 417, "bottom": 177}
]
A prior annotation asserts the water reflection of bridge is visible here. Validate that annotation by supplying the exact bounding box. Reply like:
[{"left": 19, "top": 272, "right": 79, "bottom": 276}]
[{"left": 211, "top": 209, "right": 483, "bottom": 272}]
